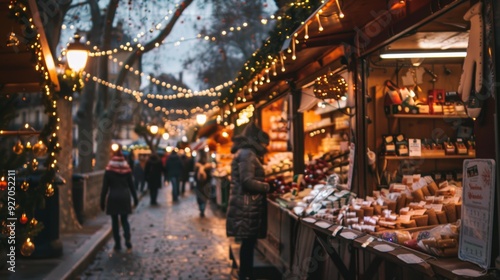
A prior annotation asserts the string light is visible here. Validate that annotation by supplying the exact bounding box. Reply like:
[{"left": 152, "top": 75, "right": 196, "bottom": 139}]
[
  {"left": 104, "top": 54, "right": 234, "bottom": 96},
  {"left": 316, "top": 14, "right": 324, "bottom": 32},
  {"left": 335, "top": 0, "right": 345, "bottom": 19}
]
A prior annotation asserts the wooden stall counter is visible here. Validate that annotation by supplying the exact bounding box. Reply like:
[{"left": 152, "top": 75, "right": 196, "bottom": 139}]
[{"left": 294, "top": 216, "right": 497, "bottom": 280}]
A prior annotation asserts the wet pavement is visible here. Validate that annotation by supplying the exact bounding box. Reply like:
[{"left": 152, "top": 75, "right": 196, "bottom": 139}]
[{"left": 78, "top": 184, "right": 236, "bottom": 280}]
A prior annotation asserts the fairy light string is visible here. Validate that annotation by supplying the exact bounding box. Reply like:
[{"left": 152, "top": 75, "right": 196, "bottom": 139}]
[{"left": 4, "top": 0, "right": 62, "bottom": 256}]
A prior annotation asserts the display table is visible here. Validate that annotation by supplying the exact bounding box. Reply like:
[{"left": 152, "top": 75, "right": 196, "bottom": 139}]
[
  {"left": 294, "top": 217, "right": 496, "bottom": 279},
  {"left": 261, "top": 195, "right": 497, "bottom": 279},
  {"left": 256, "top": 198, "right": 298, "bottom": 274}
]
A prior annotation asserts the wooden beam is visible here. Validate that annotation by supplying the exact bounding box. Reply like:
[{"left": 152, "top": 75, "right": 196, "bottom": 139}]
[{"left": 28, "top": 0, "right": 60, "bottom": 91}]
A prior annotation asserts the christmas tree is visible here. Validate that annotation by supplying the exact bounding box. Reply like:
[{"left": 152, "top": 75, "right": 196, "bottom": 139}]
[{"left": 0, "top": 0, "right": 61, "bottom": 258}]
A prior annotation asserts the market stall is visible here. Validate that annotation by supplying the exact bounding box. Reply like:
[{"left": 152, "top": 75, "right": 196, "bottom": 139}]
[{"left": 253, "top": 0, "right": 499, "bottom": 278}]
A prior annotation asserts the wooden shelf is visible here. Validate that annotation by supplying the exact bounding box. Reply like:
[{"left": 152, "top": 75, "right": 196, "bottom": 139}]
[
  {"left": 304, "top": 123, "right": 334, "bottom": 133},
  {"left": 304, "top": 123, "right": 349, "bottom": 134},
  {"left": 388, "top": 114, "right": 470, "bottom": 119},
  {"left": 384, "top": 152, "right": 475, "bottom": 160}
]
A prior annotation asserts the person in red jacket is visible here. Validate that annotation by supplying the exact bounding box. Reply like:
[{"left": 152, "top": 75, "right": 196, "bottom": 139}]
[{"left": 100, "top": 146, "right": 138, "bottom": 251}]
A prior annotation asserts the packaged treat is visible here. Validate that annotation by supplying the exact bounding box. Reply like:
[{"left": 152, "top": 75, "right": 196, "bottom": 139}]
[
  {"left": 428, "top": 182, "right": 439, "bottom": 195},
  {"left": 444, "top": 203, "right": 457, "bottom": 223},
  {"left": 421, "top": 185, "right": 431, "bottom": 196},
  {"left": 435, "top": 211, "right": 448, "bottom": 224},
  {"left": 379, "top": 230, "right": 412, "bottom": 245},
  {"left": 412, "top": 215, "right": 429, "bottom": 227},
  {"left": 426, "top": 208, "right": 439, "bottom": 225},
  {"left": 411, "top": 188, "right": 425, "bottom": 202}
]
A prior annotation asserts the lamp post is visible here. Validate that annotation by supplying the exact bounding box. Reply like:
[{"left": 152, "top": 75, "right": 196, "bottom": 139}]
[{"left": 66, "top": 33, "right": 89, "bottom": 73}]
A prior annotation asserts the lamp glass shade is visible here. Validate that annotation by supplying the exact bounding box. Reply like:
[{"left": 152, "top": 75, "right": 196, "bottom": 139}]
[
  {"left": 149, "top": 125, "right": 159, "bottom": 134},
  {"left": 67, "top": 34, "right": 89, "bottom": 72},
  {"left": 196, "top": 114, "right": 207, "bottom": 126},
  {"left": 67, "top": 50, "right": 88, "bottom": 72}
]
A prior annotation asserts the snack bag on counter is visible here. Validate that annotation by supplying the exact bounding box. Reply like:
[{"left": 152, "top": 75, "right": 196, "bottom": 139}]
[
  {"left": 415, "top": 222, "right": 460, "bottom": 257},
  {"left": 378, "top": 230, "right": 412, "bottom": 245}
]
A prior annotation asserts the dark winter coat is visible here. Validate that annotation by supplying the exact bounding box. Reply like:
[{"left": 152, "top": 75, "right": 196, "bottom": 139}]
[
  {"left": 145, "top": 154, "right": 164, "bottom": 190},
  {"left": 164, "top": 151, "right": 183, "bottom": 179},
  {"left": 195, "top": 160, "right": 213, "bottom": 203},
  {"left": 181, "top": 155, "right": 194, "bottom": 181},
  {"left": 226, "top": 122, "right": 270, "bottom": 239},
  {"left": 100, "top": 170, "right": 138, "bottom": 216}
]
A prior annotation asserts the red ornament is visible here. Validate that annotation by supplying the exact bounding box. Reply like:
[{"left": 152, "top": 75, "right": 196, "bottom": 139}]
[
  {"left": 20, "top": 214, "right": 28, "bottom": 224},
  {"left": 0, "top": 179, "right": 6, "bottom": 191}
]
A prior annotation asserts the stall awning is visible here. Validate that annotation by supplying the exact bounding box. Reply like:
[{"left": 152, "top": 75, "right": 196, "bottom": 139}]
[{"left": 0, "top": 0, "right": 60, "bottom": 93}]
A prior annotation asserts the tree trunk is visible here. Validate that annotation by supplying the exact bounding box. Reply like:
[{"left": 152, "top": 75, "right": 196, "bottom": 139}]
[
  {"left": 57, "top": 96, "right": 82, "bottom": 232},
  {"left": 94, "top": 0, "right": 195, "bottom": 168},
  {"left": 75, "top": 0, "right": 103, "bottom": 173},
  {"left": 76, "top": 60, "right": 96, "bottom": 173}
]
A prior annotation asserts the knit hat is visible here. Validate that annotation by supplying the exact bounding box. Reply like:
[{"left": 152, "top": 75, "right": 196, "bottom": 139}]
[
  {"left": 230, "top": 122, "right": 270, "bottom": 156},
  {"left": 242, "top": 122, "right": 270, "bottom": 145},
  {"left": 106, "top": 146, "right": 131, "bottom": 174}
]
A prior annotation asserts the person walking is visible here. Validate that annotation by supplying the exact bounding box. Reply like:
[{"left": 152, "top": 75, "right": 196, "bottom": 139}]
[
  {"left": 194, "top": 149, "right": 212, "bottom": 217},
  {"left": 164, "top": 149, "right": 184, "bottom": 202},
  {"left": 100, "top": 146, "right": 138, "bottom": 252},
  {"left": 226, "top": 122, "right": 270, "bottom": 280},
  {"left": 132, "top": 154, "right": 146, "bottom": 193},
  {"left": 144, "top": 153, "right": 164, "bottom": 205},
  {"left": 180, "top": 151, "right": 194, "bottom": 195}
]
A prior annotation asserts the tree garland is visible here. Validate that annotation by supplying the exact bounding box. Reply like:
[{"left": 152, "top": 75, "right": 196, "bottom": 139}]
[
  {"left": 0, "top": 0, "right": 61, "bottom": 257},
  {"left": 220, "top": 0, "right": 323, "bottom": 104}
]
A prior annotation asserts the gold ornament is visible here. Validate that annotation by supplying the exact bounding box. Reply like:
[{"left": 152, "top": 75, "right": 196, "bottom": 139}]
[
  {"left": 12, "top": 140, "right": 24, "bottom": 154},
  {"left": 20, "top": 181, "right": 29, "bottom": 191},
  {"left": 45, "top": 184, "right": 54, "bottom": 197},
  {"left": 32, "top": 141, "right": 48, "bottom": 157},
  {"left": 30, "top": 218, "right": 38, "bottom": 226},
  {"left": 6, "top": 32, "right": 20, "bottom": 47},
  {"left": 31, "top": 159, "right": 38, "bottom": 171},
  {"left": 20, "top": 238, "right": 35, "bottom": 257}
]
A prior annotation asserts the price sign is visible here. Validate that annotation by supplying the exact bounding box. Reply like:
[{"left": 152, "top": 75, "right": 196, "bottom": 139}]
[{"left": 459, "top": 159, "right": 496, "bottom": 269}]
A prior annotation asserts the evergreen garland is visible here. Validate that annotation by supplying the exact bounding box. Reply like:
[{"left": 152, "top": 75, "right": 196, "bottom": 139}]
[
  {"left": 220, "top": 0, "right": 323, "bottom": 104},
  {"left": 0, "top": 0, "right": 61, "bottom": 256}
]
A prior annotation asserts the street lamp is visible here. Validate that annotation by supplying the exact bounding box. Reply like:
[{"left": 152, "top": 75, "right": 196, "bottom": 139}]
[
  {"left": 66, "top": 33, "right": 89, "bottom": 72},
  {"left": 149, "top": 125, "right": 159, "bottom": 135},
  {"left": 196, "top": 114, "right": 207, "bottom": 126}
]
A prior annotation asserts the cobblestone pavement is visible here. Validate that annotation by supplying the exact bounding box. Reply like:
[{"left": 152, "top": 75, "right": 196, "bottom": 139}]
[{"left": 79, "top": 184, "right": 235, "bottom": 280}]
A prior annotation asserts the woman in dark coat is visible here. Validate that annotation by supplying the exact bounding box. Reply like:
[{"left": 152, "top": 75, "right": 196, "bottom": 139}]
[
  {"left": 100, "top": 148, "right": 138, "bottom": 251},
  {"left": 226, "top": 122, "right": 270, "bottom": 280},
  {"left": 180, "top": 152, "right": 194, "bottom": 195},
  {"left": 164, "top": 150, "right": 184, "bottom": 202},
  {"left": 144, "top": 153, "right": 164, "bottom": 205},
  {"left": 194, "top": 149, "right": 212, "bottom": 217}
]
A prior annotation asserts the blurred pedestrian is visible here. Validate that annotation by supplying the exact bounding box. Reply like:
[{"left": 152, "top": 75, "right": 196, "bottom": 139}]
[
  {"left": 226, "top": 122, "right": 270, "bottom": 280},
  {"left": 145, "top": 153, "right": 164, "bottom": 205},
  {"left": 180, "top": 151, "right": 195, "bottom": 195},
  {"left": 132, "top": 154, "right": 146, "bottom": 193},
  {"left": 194, "top": 149, "right": 212, "bottom": 217},
  {"left": 100, "top": 146, "right": 138, "bottom": 251},
  {"left": 164, "top": 149, "right": 183, "bottom": 202}
]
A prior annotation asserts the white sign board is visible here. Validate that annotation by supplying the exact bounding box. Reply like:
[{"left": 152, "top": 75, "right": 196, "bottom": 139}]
[{"left": 459, "top": 159, "right": 496, "bottom": 269}]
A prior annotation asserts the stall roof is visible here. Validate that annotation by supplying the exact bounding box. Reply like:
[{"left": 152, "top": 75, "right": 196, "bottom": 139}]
[
  {"left": 0, "top": 0, "right": 59, "bottom": 93},
  {"left": 245, "top": 0, "right": 468, "bottom": 105},
  {"left": 248, "top": 0, "right": 388, "bottom": 103}
]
